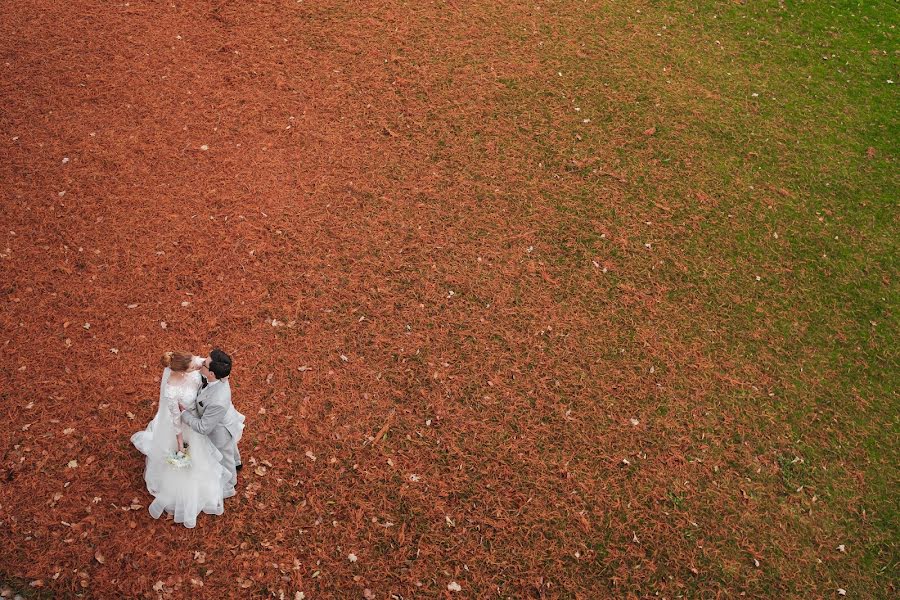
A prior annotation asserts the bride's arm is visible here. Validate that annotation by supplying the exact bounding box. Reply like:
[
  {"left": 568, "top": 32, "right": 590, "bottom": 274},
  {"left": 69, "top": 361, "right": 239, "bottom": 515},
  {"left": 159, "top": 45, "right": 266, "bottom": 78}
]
[
  {"left": 189, "top": 355, "right": 205, "bottom": 372},
  {"left": 165, "top": 392, "right": 181, "bottom": 427},
  {"left": 165, "top": 391, "right": 186, "bottom": 452}
]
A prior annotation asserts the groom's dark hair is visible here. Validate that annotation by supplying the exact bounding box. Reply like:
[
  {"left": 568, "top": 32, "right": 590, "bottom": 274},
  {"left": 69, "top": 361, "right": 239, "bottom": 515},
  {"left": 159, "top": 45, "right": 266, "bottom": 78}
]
[{"left": 209, "top": 348, "right": 232, "bottom": 379}]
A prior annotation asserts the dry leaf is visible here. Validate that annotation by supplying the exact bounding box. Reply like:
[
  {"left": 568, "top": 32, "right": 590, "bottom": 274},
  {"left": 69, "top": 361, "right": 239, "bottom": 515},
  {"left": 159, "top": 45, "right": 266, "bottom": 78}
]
[
  {"left": 569, "top": 156, "right": 599, "bottom": 170},
  {"left": 94, "top": 551, "right": 105, "bottom": 564}
]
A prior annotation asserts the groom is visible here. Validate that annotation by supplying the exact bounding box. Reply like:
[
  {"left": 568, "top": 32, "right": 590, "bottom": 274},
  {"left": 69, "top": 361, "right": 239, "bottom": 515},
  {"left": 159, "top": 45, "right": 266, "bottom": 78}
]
[{"left": 180, "top": 348, "right": 242, "bottom": 491}]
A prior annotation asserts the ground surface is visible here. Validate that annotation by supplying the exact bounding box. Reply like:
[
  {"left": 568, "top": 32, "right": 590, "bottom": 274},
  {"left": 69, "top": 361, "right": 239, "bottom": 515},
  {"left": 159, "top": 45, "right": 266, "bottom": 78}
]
[{"left": 0, "top": 0, "right": 896, "bottom": 598}]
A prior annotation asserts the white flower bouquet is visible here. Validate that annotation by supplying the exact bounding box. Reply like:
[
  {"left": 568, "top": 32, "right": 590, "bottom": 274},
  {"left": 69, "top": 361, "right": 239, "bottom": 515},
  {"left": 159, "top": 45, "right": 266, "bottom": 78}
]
[{"left": 165, "top": 449, "right": 192, "bottom": 469}]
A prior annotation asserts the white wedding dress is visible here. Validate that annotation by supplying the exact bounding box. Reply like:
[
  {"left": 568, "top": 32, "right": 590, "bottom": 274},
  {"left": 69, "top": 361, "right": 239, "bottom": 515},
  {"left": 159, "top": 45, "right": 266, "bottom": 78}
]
[{"left": 131, "top": 368, "right": 234, "bottom": 528}]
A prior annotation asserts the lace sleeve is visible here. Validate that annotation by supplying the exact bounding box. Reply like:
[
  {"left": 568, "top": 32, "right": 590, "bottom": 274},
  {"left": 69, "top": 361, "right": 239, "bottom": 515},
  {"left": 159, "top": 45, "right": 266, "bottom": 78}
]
[{"left": 165, "top": 390, "right": 181, "bottom": 428}]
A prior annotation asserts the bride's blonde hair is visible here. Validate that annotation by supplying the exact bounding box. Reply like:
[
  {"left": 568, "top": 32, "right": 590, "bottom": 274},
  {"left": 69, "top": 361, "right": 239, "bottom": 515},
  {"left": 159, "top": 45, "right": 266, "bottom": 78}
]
[{"left": 161, "top": 350, "right": 193, "bottom": 371}]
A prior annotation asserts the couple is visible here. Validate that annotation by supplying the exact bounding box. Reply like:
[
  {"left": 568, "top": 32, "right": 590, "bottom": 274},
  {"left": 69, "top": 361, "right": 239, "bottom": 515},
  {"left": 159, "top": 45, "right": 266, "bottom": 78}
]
[{"left": 130, "top": 349, "right": 245, "bottom": 528}]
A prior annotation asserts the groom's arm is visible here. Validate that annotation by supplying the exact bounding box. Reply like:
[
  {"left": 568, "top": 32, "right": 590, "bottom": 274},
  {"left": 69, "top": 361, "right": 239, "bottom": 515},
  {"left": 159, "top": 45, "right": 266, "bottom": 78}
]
[{"left": 181, "top": 402, "right": 227, "bottom": 436}]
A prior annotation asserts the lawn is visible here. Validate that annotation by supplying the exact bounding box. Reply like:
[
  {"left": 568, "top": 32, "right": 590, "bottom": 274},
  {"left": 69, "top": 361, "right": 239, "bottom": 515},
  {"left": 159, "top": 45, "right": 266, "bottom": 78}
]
[{"left": 0, "top": 0, "right": 896, "bottom": 597}]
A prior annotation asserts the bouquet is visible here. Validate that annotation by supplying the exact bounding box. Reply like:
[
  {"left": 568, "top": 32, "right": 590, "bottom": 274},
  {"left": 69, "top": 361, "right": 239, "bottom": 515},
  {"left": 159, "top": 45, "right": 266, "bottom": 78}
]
[{"left": 165, "top": 449, "right": 192, "bottom": 469}]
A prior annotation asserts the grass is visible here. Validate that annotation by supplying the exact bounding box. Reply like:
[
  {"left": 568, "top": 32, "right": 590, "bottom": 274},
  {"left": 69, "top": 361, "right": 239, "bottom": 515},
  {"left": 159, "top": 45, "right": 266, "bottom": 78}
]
[
  {"left": 1, "top": 0, "right": 895, "bottom": 597},
  {"left": 500, "top": 0, "right": 899, "bottom": 594}
]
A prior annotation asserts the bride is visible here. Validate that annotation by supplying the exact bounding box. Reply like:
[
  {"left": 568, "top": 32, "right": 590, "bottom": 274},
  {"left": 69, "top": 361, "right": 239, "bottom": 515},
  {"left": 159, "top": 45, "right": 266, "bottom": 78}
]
[{"left": 131, "top": 351, "right": 235, "bottom": 528}]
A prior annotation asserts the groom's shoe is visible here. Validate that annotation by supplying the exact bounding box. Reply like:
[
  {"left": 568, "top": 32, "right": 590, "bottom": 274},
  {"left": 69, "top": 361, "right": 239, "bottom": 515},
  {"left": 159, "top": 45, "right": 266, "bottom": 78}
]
[{"left": 236, "top": 463, "right": 243, "bottom": 472}]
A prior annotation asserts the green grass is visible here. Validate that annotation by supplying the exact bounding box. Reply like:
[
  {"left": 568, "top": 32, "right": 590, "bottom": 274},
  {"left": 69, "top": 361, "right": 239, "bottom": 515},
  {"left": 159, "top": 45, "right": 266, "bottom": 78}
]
[{"left": 488, "top": 0, "right": 897, "bottom": 594}]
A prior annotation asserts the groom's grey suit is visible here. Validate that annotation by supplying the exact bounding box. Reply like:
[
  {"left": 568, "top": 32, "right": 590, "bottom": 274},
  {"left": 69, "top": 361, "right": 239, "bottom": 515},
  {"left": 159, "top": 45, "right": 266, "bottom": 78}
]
[{"left": 181, "top": 378, "right": 240, "bottom": 488}]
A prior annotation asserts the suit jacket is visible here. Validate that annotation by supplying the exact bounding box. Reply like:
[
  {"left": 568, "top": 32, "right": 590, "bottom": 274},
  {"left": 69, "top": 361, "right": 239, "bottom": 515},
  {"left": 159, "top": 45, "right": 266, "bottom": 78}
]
[{"left": 181, "top": 378, "right": 240, "bottom": 450}]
